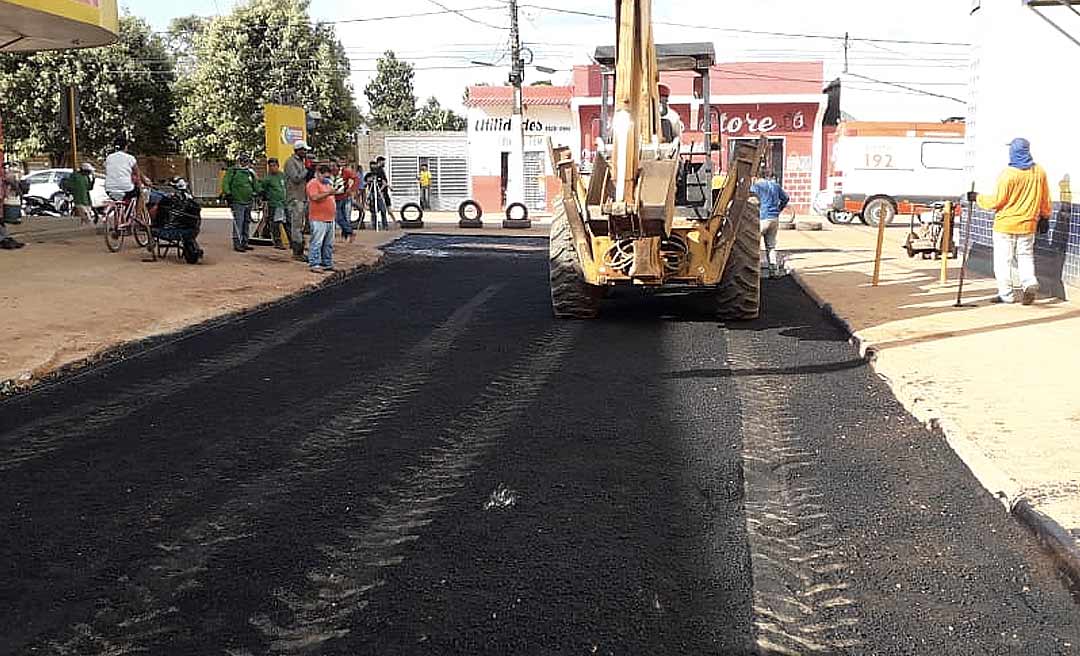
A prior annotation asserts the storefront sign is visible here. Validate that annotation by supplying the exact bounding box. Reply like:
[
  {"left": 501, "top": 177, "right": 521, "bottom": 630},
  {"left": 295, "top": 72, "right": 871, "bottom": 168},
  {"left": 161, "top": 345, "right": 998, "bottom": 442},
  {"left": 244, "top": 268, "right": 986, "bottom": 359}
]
[
  {"left": 473, "top": 118, "right": 571, "bottom": 134},
  {"left": 716, "top": 109, "right": 808, "bottom": 136}
]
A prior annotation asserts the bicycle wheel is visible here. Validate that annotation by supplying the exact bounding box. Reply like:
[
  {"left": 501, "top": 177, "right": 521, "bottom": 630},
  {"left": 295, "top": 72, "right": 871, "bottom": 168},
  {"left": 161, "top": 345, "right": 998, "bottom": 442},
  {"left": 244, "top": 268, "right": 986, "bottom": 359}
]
[
  {"left": 132, "top": 213, "right": 151, "bottom": 248},
  {"left": 133, "top": 215, "right": 156, "bottom": 260},
  {"left": 103, "top": 206, "right": 124, "bottom": 253}
]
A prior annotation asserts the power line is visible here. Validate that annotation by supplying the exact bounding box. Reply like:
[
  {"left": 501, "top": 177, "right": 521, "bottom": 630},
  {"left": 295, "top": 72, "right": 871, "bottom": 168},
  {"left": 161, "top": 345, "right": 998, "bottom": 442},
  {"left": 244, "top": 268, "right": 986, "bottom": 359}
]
[
  {"left": 517, "top": 3, "right": 971, "bottom": 46},
  {"left": 323, "top": 6, "right": 506, "bottom": 25},
  {"left": 845, "top": 72, "right": 966, "bottom": 104},
  {"left": 422, "top": 0, "right": 507, "bottom": 29}
]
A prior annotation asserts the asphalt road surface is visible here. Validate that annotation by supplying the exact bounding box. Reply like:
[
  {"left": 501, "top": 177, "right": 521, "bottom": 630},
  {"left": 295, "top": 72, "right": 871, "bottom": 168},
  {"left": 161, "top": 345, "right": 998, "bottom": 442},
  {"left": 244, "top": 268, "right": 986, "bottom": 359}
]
[{"left": 2, "top": 235, "right": 1078, "bottom": 656}]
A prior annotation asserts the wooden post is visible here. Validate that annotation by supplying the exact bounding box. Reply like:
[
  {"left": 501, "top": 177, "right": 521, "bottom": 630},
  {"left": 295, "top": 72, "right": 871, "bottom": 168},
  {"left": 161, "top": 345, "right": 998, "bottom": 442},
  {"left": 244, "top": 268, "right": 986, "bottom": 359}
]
[
  {"left": 67, "top": 86, "right": 78, "bottom": 169},
  {"left": 871, "top": 206, "right": 888, "bottom": 286},
  {"left": 940, "top": 201, "right": 953, "bottom": 284}
]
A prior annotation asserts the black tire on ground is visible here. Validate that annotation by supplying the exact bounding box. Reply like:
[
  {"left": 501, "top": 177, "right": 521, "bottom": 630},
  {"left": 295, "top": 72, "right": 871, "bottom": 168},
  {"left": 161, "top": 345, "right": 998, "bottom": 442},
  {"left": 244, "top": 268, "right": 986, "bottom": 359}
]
[
  {"left": 400, "top": 202, "right": 424, "bottom": 226},
  {"left": 459, "top": 200, "right": 483, "bottom": 228},
  {"left": 861, "top": 196, "right": 897, "bottom": 227},
  {"left": 715, "top": 200, "right": 761, "bottom": 321},
  {"left": 506, "top": 203, "right": 529, "bottom": 220},
  {"left": 549, "top": 199, "right": 601, "bottom": 319}
]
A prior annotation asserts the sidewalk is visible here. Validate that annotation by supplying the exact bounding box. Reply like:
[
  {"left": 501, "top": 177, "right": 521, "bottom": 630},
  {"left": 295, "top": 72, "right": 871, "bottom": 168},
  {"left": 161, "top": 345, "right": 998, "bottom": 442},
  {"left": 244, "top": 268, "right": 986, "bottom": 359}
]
[
  {"left": 0, "top": 214, "right": 396, "bottom": 391},
  {"left": 781, "top": 222, "right": 1080, "bottom": 561}
]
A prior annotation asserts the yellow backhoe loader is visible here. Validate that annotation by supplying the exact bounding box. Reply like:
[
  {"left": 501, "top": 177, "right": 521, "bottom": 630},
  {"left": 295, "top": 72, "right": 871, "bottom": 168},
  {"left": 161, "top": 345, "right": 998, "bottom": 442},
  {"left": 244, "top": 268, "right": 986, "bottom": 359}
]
[{"left": 548, "top": 0, "right": 768, "bottom": 319}]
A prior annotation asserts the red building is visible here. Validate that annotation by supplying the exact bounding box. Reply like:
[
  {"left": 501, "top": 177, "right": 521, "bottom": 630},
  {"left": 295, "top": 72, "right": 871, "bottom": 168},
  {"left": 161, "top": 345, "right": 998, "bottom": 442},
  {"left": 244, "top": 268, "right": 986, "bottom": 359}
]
[
  {"left": 572, "top": 61, "right": 829, "bottom": 212},
  {"left": 463, "top": 60, "right": 830, "bottom": 214}
]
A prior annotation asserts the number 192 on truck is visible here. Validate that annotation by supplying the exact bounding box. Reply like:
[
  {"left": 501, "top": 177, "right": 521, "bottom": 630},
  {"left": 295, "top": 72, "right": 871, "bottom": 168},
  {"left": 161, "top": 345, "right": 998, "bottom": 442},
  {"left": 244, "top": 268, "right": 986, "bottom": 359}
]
[{"left": 823, "top": 121, "right": 966, "bottom": 226}]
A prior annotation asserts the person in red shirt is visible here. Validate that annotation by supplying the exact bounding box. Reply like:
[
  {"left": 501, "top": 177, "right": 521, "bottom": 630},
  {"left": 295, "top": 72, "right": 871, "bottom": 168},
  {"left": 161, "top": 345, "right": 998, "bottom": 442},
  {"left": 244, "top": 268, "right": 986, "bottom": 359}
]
[
  {"left": 330, "top": 159, "right": 358, "bottom": 242},
  {"left": 306, "top": 164, "right": 336, "bottom": 273}
]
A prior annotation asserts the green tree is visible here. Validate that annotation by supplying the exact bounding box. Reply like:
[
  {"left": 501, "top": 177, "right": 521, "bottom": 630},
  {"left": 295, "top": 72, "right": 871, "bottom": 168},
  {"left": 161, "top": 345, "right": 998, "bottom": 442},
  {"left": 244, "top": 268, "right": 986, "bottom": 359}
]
[
  {"left": 364, "top": 51, "right": 417, "bottom": 131},
  {"left": 414, "top": 97, "right": 466, "bottom": 131},
  {"left": 0, "top": 15, "right": 177, "bottom": 164},
  {"left": 166, "top": 15, "right": 209, "bottom": 77},
  {"left": 176, "top": 0, "right": 361, "bottom": 160}
]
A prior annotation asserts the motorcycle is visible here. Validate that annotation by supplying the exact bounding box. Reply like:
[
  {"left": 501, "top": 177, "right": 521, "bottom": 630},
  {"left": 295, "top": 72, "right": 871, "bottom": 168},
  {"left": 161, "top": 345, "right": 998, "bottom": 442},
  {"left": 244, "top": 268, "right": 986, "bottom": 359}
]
[{"left": 22, "top": 194, "right": 67, "bottom": 217}]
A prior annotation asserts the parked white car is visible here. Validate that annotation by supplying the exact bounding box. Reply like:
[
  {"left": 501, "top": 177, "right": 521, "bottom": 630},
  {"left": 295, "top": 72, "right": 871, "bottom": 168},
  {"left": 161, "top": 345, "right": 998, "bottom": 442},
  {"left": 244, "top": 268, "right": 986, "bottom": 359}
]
[{"left": 22, "top": 168, "right": 109, "bottom": 212}]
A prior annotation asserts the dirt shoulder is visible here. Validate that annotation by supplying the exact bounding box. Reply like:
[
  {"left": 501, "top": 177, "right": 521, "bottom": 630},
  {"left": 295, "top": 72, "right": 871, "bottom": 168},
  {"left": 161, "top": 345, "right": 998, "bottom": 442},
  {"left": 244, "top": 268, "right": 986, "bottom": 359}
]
[{"left": 1, "top": 215, "right": 397, "bottom": 391}]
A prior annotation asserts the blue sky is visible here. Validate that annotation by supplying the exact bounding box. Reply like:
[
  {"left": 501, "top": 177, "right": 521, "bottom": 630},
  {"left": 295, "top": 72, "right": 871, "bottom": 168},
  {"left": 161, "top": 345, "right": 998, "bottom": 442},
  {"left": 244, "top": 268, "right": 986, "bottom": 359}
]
[{"left": 121, "top": 0, "right": 973, "bottom": 120}]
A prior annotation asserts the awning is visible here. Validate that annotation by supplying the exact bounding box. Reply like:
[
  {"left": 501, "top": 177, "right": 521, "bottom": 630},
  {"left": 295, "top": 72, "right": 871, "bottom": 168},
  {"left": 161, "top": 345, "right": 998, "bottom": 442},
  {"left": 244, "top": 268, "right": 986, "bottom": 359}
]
[{"left": 0, "top": 0, "right": 118, "bottom": 51}]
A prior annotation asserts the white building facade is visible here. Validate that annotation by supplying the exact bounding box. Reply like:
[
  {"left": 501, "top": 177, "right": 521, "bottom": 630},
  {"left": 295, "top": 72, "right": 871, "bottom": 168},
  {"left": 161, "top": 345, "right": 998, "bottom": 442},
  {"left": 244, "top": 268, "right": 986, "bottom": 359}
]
[{"left": 968, "top": 1, "right": 1080, "bottom": 293}]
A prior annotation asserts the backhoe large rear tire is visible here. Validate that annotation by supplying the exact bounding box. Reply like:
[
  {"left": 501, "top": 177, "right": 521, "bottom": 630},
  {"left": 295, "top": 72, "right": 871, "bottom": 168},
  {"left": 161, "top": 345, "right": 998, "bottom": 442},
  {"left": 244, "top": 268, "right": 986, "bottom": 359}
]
[
  {"left": 550, "top": 199, "right": 601, "bottom": 319},
  {"left": 715, "top": 201, "right": 761, "bottom": 321}
]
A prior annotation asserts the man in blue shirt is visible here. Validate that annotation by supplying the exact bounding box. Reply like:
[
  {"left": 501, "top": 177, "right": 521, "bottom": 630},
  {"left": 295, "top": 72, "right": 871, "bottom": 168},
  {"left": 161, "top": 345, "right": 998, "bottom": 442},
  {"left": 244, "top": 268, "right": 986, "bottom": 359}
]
[{"left": 750, "top": 172, "right": 789, "bottom": 278}]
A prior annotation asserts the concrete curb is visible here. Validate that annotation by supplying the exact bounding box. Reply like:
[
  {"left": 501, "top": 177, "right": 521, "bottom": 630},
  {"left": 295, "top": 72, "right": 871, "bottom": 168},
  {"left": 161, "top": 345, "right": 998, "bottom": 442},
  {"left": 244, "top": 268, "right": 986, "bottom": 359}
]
[
  {"left": 0, "top": 239, "right": 403, "bottom": 402},
  {"left": 787, "top": 265, "right": 1080, "bottom": 589},
  {"left": 1014, "top": 500, "right": 1080, "bottom": 592}
]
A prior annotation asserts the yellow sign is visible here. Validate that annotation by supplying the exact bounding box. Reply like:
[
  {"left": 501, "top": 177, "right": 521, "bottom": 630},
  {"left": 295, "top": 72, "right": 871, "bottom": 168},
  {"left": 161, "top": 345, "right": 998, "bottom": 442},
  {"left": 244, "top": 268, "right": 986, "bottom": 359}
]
[
  {"left": 264, "top": 104, "right": 307, "bottom": 167},
  {"left": 0, "top": 0, "right": 118, "bottom": 50}
]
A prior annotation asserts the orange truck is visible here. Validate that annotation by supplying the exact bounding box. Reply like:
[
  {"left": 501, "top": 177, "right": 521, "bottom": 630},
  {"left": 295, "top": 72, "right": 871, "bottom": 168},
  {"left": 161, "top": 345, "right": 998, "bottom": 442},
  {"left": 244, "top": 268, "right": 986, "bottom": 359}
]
[{"left": 824, "top": 121, "right": 966, "bottom": 226}]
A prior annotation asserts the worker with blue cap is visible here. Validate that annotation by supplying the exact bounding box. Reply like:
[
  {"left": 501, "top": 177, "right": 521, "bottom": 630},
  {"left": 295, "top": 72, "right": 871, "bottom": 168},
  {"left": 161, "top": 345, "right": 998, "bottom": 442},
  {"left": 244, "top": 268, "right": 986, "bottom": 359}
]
[{"left": 974, "top": 137, "right": 1052, "bottom": 305}]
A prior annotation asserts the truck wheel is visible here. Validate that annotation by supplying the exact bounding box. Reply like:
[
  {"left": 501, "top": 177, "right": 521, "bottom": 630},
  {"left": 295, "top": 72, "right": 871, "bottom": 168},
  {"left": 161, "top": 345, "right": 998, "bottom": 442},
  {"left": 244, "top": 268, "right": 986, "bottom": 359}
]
[
  {"left": 550, "top": 198, "right": 601, "bottom": 319},
  {"left": 861, "top": 196, "right": 896, "bottom": 227},
  {"left": 715, "top": 200, "right": 761, "bottom": 321}
]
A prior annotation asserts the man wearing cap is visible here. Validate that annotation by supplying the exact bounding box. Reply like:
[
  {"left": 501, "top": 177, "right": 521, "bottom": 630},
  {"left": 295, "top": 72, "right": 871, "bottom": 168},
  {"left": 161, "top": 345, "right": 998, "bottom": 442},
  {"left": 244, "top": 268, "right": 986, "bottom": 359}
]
[
  {"left": 285, "top": 141, "right": 311, "bottom": 261},
  {"left": 222, "top": 153, "right": 259, "bottom": 252},
  {"left": 975, "top": 137, "right": 1052, "bottom": 305},
  {"left": 658, "top": 84, "right": 684, "bottom": 149},
  {"left": 67, "top": 163, "right": 96, "bottom": 225}
]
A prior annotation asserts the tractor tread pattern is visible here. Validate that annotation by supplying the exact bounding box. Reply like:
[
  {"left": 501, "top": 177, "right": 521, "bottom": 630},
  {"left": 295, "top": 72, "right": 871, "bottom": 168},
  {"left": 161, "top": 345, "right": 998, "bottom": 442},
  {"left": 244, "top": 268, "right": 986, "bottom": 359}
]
[
  {"left": 716, "top": 202, "right": 762, "bottom": 320},
  {"left": 549, "top": 201, "right": 601, "bottom": 319}
]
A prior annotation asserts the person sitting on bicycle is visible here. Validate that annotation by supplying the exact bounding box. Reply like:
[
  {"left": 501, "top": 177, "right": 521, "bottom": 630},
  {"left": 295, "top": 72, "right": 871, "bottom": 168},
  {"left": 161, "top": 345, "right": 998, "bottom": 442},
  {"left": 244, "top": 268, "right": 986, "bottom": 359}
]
[{"left": 104, "top": 136, "right": 149, "bottom": 215}]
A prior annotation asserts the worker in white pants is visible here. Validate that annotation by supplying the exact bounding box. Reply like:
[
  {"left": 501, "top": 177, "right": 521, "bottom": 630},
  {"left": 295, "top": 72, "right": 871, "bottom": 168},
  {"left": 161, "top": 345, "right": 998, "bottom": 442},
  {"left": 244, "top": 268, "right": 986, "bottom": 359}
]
[
  {"left": 975, "top": 138, "right": 1051, "bottom": 305},
  {"left": 751, "top": 174, "right": 789, "bottom": 278}
]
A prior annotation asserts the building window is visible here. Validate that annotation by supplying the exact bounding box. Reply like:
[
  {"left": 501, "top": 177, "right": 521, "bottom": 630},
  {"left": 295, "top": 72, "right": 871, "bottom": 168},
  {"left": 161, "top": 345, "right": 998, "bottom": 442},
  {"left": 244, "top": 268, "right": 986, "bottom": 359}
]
[{"left": 921, "top": 141, "right": 964, "bottom": 170}]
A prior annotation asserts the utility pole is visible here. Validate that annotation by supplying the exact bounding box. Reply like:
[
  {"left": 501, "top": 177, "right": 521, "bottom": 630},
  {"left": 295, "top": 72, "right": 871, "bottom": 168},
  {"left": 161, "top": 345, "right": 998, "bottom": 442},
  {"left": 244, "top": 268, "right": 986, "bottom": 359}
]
[
  {"left": 843, "top": 32, "right": 850, "bottom": 74},
  {"left": 506, "top": 0, "right": 525, "bottom": 209},
  {"left": 68, "top": 86, "right": 78, "bottom": 169}
]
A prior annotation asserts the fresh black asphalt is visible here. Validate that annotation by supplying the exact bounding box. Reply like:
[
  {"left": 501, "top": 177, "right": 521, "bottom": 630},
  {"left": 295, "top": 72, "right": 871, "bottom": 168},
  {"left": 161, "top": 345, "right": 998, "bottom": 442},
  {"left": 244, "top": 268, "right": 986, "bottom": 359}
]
[{"left": 1, "top": 234, "right": 1077, "bottom": 655}]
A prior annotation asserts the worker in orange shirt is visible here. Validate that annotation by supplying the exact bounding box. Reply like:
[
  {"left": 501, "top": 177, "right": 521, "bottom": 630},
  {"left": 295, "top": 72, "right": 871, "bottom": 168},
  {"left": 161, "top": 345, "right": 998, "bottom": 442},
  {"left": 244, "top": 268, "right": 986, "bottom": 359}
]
[{"left": 975, "top": 138, "right": 1052, "bottom": 305}]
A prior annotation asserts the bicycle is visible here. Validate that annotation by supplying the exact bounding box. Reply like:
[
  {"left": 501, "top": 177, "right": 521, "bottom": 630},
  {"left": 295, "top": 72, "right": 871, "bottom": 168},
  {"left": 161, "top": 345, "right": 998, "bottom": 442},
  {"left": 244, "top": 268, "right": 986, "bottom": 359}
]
[{"left": 102, "top": 191, "right": 155, "bottom": 259}]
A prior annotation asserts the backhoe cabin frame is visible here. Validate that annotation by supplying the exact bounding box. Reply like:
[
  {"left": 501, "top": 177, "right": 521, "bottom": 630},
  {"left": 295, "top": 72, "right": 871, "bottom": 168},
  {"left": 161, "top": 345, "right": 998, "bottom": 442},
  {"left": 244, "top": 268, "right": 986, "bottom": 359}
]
[{"left": 548, "top": 0, "right": 767, "bottom": 320}]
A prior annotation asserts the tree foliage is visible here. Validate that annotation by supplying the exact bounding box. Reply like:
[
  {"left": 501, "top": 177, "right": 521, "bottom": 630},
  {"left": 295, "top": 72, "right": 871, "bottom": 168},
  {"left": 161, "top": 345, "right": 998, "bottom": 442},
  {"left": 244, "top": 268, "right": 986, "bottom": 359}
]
[
  {"left": 166, "top": 15, "right": 209, "bottom": 77},
  {"left": 176, "top": 0, "right": 361, "bottom": 160},
  {"left": 364, "top": 51, "right": 418, "bottom": 131},
  {"left": 365, "top": 53, "right": 466, "bottom": 132},
  {"left": 0, "top": 15, "right": 176, "bottom": 163},
  {"left": 414, "top": 97, "right": 467, "bottom": 131}
]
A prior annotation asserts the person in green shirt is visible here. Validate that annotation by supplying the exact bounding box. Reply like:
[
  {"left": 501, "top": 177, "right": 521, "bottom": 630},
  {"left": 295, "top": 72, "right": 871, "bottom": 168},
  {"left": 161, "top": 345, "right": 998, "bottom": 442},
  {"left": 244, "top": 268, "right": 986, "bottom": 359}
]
[
  {"left": 260, "top": 157, "right": 288, "bottom": 250},
  {"left": 222, "top": 154, "right": 259, "bottom": 251},
  {"left": 65, "top": 163, "right": 95, "bottom": 225}
]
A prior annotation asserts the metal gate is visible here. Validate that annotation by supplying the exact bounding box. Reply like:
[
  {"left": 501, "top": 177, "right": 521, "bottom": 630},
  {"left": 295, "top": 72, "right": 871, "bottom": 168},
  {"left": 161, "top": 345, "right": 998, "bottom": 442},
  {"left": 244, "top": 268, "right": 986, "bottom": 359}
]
[
  {"left": 524, "top": 151, "right": 546, "bottom": 211},
  {"left": 385, "top": 133, "right": 470, "bottom": 212}
]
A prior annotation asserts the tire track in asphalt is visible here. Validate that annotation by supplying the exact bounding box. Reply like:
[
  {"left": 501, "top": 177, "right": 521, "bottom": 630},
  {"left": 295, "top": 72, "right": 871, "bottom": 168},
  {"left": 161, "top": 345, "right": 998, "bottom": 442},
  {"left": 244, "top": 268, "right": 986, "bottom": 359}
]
[
  {"left": 0, "top": 288, "right": 386, "bottom": 473},
  {"left": 249, "top": 324, "right": 578, "bottom": 654},
  {"left": 34, "top": 284, "right": 503, "bottom": 656},
  {"left": 729, "top": 329, "right": 864, "bottom": 655}
]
